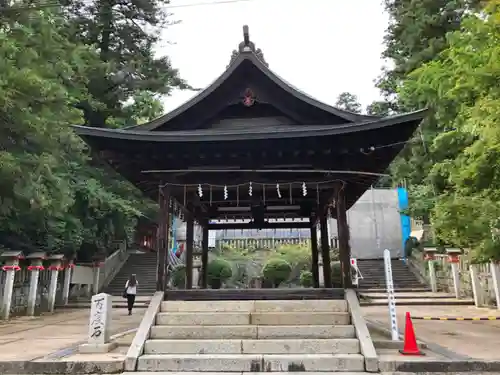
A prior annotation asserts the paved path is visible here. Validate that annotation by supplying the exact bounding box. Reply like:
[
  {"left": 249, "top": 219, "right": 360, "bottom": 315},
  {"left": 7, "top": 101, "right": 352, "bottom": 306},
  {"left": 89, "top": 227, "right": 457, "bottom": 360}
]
[
  {"left": 0, "top": 306, "right": 144, "bottom": 361},
  {"left": 363, "top": 305, "right": 500, "bottom": 360}
]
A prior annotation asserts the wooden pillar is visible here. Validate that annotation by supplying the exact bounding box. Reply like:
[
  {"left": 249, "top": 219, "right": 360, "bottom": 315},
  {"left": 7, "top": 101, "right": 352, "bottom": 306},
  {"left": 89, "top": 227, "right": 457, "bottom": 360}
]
[
  {"left": 336, "top": 185, "right": 352, "bottom": 288},
  {"left": 320, "top": 211, "right": 332, "bottom": 288},
  {"left": 185, "top": 214, "right": 194, "bottom": 289},
  {"left": 201, "top": 223, "right": 209, "bottom": 289},
  {"left": 309, "top": 219, "right": 320, "bottom": 288},
  {"left": 156, "top": 188, "right": 170, "bottom": 291}
]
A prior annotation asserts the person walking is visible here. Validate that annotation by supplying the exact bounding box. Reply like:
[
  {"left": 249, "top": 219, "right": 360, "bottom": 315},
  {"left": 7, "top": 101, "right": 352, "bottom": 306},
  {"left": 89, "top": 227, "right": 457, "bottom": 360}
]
[{"left": 124, "top": 274, "right": 138, "bottom": 315}]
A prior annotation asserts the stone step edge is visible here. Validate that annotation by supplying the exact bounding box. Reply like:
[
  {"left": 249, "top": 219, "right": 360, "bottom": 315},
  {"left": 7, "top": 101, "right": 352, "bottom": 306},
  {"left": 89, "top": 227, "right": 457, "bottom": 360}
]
[
  {"left": 130, "top": 373, "right": 369, "bottom": 375},
  {"left": 157, "top": 311, "right": 350, "bottom": 315},
  {"left": 143, "top": 338, "right": 360, "bottom": 354},
  {"left": 139, "top": 353, "right": 364, "bottom": 358},
  {"left": 151, "top": 324, "right": 356, "bottom": 329},
  {"left": 144, "top": 338, "right": 360, "bottom": 344},
  {"left": 360, "top": 300, "right": 474, "bottom": 306},
  {"left": 137, "top": 353, "right": 365, "bottom": 371}
]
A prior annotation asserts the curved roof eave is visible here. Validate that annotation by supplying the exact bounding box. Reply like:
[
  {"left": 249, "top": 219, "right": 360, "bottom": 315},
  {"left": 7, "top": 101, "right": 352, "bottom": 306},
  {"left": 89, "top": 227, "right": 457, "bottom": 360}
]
[
  {"left": 128, "top": 52, "right": 380, "bottom": 131},
  {"left": 73, "top": 108, "right": 427, "bottom": 143}
]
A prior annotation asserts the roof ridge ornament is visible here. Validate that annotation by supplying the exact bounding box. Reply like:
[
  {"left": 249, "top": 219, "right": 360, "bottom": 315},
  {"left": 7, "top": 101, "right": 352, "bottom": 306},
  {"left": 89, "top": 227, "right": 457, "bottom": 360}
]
[{"left": 227, "top": 25, "right": 269, "bottom": 68}]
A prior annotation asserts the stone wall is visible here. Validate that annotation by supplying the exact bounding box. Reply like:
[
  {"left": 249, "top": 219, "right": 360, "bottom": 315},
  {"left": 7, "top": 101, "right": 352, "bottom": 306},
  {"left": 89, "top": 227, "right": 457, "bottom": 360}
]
[{"left": 329, "top": 188, "right": 403, "bottom": 259}]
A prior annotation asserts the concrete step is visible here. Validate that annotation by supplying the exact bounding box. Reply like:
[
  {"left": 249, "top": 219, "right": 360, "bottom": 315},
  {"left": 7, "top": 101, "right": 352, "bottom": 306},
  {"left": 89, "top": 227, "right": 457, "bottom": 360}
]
[
  {"left": 360, "top": 297, "right": 475, "bottom": 306},
  {"left": 150, "top": 325, "right": 356, "bottom": 340},
  {"left": 161, "top": 300, "right": 254, "bottom": 312},
  {"left": 128, "top": 373, "right": 370, "bottom": 375},
  {"left": 137, "top": 353, "right": 365, "bottom": 372},
  {"left": 254, "top": 300, "right": 347, "bottom": 313},
  {"left": 155, "top": 312, "right": 350, "bottom": 326},
  {"left": 156, "top": 312, "right": 250, "bottom": 326},
  {"left": 144, "top": 338, "right": 360, "bottom": 354},
  {"left": 251, "top": 312, "right": 350, "bottom": 326},
  {"left": 161, "top": 299, "right": 347, "bottom": 313},
  {"left": 357, "top": 288, "right": 431, "bottom": 293},
  {"left": 360, "top": 292, "right": 455, "bottom": 299}
]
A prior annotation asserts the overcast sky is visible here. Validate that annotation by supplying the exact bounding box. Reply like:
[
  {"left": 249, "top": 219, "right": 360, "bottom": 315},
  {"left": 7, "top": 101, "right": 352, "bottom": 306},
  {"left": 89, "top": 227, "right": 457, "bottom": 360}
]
[{"left": 157, "top": 0, "right": 390, "bottom": 114}]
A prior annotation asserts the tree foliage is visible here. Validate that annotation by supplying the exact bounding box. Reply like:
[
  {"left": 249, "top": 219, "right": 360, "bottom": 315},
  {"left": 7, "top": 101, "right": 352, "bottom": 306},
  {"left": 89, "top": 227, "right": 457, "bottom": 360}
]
[
  {"left": 375, "top": 0, "right": 500, "bottom": 261},
  {"left": 370, "top": 0, "right": 482, "bottom": 212},
  {"left": 0, "top": 3, "right": 186, "bottom": 259},
  {"left": 388, "top": 1, "right": 500, "bottom": 260},
  {"left": 335, "top": 92, "right": 362, "bottom": 114}
]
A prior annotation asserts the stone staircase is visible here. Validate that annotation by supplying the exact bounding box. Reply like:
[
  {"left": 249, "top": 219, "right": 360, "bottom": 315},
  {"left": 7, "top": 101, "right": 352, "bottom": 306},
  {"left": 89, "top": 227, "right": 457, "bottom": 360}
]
[
  {"left": 104, "top": 251, "right": 158, "bottom": 296},
  {"left": 357, "top": 258, "right": 429, "bottom": 292},
  {"left": 136, "top": 299, "right": 370, "bottom": 373},
  {"left": 357, "top": 259, "right": 474, "bottom": 306}
]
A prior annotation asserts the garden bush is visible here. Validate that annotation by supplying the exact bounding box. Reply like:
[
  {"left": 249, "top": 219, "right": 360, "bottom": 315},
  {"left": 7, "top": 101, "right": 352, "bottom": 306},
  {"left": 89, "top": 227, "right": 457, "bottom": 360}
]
[
  {"left": 262, "top": 258, "right": 292, "bottom": 288},
  {"left": 170, "top": 264, "right": 186, "bottom": 288},
  {"left": 299, "top": 270, "right": 313, "bottom": 287},
  {"left": 207, "top": 258, "right": 233, "bottom": 289}
]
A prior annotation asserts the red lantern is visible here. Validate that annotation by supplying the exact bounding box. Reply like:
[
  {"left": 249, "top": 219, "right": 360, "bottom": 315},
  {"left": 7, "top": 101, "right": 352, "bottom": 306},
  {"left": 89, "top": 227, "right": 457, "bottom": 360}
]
[
  {"left": 27, "top": 265, "right": 45, "bottom": 271},
  {"left": 448, "top": 254, "right": 460, "bottom": 263},
  {"left": 2, "top": 265, "right": 21, "bottom": 271},
  {"left": 48, "top": 265, "right": 64, "bottom": 271}
]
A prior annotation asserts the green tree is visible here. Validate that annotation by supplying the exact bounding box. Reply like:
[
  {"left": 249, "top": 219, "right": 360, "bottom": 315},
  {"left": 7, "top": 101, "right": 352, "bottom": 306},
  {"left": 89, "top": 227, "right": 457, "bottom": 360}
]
[
  {"left": 335, "top": 92, "right": 362, "bottom": 113},
  {"left": 0, "top": 9, "right": 155, "bottom": 259},
  {"left": 399, "top": 2, "right": 500, "bottom": 260},
  {"left": 374, "top": 0, "right": 481, "bottom": 222},
  {"left": 366, "top": 100, "right": 392, "bottom": 116},
  {"left": 64, "top": 0, "right": 190, "bottom": 127}
]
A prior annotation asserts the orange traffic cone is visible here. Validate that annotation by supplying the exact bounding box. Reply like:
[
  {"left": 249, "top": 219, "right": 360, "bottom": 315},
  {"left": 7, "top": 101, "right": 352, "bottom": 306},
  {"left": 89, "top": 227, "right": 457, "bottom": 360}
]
[{"left": 399, "top": 312, "right": 425, "bottom": 356}]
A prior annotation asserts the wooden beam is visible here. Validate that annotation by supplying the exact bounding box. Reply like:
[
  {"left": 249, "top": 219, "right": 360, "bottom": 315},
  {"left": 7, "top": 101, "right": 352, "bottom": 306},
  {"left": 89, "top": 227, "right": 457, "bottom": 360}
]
[
  {"left": 319, "top": 212, "right": 332, "bottom": 288},
  {"left": 207, "top": 221, "right": 310, "bottom": 230},
  {"left": 310, "top": 220, "right": 320, "bottom": 288},
  {"left": 156, "top": 187, "right": 170, "bottom": 291},
  {"left": 336, "top": 185, "right": 352, "bottom": 288},
  {"left": 201, "top": 223, "right": 209, "bottom": 289}
]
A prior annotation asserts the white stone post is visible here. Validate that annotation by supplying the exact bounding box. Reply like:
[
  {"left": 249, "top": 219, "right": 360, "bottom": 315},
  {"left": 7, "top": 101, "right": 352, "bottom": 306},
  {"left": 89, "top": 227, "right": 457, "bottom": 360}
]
[
  {"left": 26, "top": 252, "right": 47, "bottom": 317},
  {"left": 424, "top": 249, "right": 438, "bottom": 293},
  {"left": 61, "top": 259, "right": 74, "bottom": 305},
  {"left": 446, "top": 249, "right": 462, "bottom": 299},
  {"left": 0, "top": 251, "right": 23, "bottom": 320},
  {"left": 470, "top": 264, "right": 485, "bottom": 307},
  {"left": 92, "top": 261, "right": 102, "bottom": 295},
  {"left": 79, "top": 293, "right": 117, "bottom": 353},
  {"left": 489, "top": 261, "right": 500, "bottom": 309},
  {"left": 47, "top": 254, "right": 64, "bottom": 313},
  {"left": 384, "top": 249, "right": 399, "bottom": 341},
  {"left": 428, "top": 261, "right": 437, "bottom": 292}
]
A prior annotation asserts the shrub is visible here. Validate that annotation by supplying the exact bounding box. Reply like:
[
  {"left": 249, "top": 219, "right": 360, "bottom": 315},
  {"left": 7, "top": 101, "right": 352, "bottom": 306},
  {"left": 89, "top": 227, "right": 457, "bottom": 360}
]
[
  {"left": 331, "top": 261, "right": 342, "bottom": 287},
  {"left": 207, "top": 258, "right": 232, "bottom": 289},
  {"left": 262, "top": 258, "right": 292, "bottom": 288},
  {"left": 170, "top": 265, "right": 186, "bottom": 288},
  {"left": 299, "top": 270, "right": 313, "bottom": 287}
]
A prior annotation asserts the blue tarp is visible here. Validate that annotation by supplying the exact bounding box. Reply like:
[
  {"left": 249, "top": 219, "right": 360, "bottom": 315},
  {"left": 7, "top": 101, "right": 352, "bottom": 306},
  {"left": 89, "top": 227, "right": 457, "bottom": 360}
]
[{"left": 397, "top": 187, "right": 411, "bottom": 261}]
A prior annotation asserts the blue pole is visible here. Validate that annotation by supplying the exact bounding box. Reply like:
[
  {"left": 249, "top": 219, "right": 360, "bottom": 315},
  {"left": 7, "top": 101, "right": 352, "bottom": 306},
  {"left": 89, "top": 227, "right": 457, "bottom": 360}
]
[
  {"left": 397, "top": 187, "right": 411, "bottom": 263},
  {"left": 171, "top": 216, "right": 177, "bottom": 254}
]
